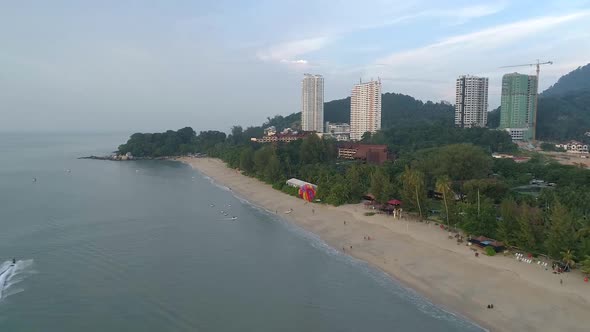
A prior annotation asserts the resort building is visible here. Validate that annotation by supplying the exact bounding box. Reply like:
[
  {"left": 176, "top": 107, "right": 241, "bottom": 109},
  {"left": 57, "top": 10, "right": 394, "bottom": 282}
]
[
  {"left": 499, "top": 73, "right": 538, "bottom": 141},
  {"left": 337, "top": 143, "right": 389, "bottom": 165},
  {"left": 455, "top": 75, "right": 489, "bottom": 128},
  {"left": 250, "top": 133, "right": 307, "bottom": 144},
  {"left": 350, "top": 79, "right": 382, "bottom": 141},
  {"left": 301, "top": 74, "right": 324, "bottom": 133}
]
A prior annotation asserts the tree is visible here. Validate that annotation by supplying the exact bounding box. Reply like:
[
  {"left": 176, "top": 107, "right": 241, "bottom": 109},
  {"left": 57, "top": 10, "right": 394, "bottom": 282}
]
[
  {"left": 254, "top": 147, "right": 272, "bottom": 178},
  {"left": 580, "top": 256, "right": 590, "bottom": 275},
  {"left": 229, "top": 126, "right": 244, "bottom": 144},
  {"left": 401, "top": 166, "right": 426, "bottom": 218},
  {"left": 497, "top": 198, "right": 519, "bottom": 245},
  {"left": 300, "top": 135, "right": 326, "bottom": 164},
  {"left": 414, "top": 144, "right": 492, "bottom": 181},
  {"left": 435, "top": 175, "right": 453, "bottom": 226},
  {"left": 462, "top": 179, "right": 509, "bottom": 204},
  {"left": 264, "top": 153, "right": 282, "bottom": 183},
  {"left": 459, "top": 199, "right": 497, "bottom": 238},
  {"left": 346, "top": 164, "right": 367, "bottom": 200},
  {"left": 516, "top": 204, "right": 537, "bottom": 252},
  {"left": 326, "top": 181, "right": 352, "bottom": 206},
  {"left": 370, "top": 167, "right": 391, "bottom": 204},
  {"left": 546, "top": 201, "right": 576, "bottom": 259},
  {"left": 239, "top": 147, "right": 255, "bottom": 173},
  {"left": 560, "top": 249, "right": 576, "bottom": 270}
]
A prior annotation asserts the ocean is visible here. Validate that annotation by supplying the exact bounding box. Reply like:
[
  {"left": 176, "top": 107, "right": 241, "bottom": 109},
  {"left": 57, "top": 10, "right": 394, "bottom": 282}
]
[{"left": 0, "top": 133, "right": 483, "bottom": 331}]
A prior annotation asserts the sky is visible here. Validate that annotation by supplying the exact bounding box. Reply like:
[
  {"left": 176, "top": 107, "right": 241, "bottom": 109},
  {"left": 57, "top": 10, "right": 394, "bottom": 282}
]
[{"left": 1, "top": 0, "right": 589, "bottom": 133}]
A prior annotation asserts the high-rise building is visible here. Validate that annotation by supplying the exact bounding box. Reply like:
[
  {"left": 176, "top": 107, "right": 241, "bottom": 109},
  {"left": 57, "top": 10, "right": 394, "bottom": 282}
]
[
  {"left": 350, "top": 79, "right": 382, "bottom": 141},
  {"left": 455, "top": 75, "right": 489, "bottom": 128},
  {"left": 499, "top": 73, "right": 538, "bottom": 141},
  {"left": 301, "top": 74, "right": 324, "bottom": 132}
]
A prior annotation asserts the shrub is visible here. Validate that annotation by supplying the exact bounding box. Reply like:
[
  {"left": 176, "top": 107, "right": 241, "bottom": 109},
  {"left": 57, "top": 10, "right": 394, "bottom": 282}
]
[{"left": 485, "top": 246, "right": 496, "bottom": 256}]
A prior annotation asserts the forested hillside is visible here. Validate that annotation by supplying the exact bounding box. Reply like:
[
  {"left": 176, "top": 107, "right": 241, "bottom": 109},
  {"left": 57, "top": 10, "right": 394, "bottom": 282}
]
[
  {"left": 542, "top": 63, "right": 590, "bottom": 97},
  {"left": 324, "top": 93, "right": 453, "bottom": 127}
]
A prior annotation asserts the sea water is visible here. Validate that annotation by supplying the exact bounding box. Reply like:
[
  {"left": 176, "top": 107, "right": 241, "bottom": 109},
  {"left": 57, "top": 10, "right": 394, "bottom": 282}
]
[{"left": 0, "top": 133, "right": 483, "bottom": 331}]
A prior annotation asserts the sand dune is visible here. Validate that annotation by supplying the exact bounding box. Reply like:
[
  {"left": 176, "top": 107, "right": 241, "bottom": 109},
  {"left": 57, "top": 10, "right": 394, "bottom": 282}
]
[{"left": 181, "top": 157, "right": 590, "bottom": 332}]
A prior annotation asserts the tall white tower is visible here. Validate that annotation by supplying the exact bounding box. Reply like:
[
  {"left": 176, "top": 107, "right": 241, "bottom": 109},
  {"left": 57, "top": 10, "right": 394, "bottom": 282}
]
[
  {"left": 455, "top": 75, "right": 489, "bottom": 128},
  {"left": 301, "top": 74, "right": 324, "bottom": 132},
  {"left": 350, "top": 79, "right": 382, "bottom": 141}
]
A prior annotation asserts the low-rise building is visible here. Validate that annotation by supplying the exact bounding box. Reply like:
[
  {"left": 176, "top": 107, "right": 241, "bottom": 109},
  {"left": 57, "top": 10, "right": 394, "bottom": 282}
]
[
  {"left": 337, "top": 143, "right": 389, "bottom": 165},
  {"left": 555, "top": 140, "right": 589, "bottom": 153},
  {"left": 251, "top": 132, "right": 307, "bottom": 143},
  {"left": 324, "top": 122, "right": 351, "bottom": 141}
]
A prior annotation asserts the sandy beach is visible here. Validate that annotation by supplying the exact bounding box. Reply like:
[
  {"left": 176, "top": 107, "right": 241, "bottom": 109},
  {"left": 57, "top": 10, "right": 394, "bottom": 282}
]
[{"left": 180, "top": 157, "right": 590, "bottom": 332}]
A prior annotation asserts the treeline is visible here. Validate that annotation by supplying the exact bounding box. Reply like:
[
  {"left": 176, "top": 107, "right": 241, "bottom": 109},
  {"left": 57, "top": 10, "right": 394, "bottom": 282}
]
[
  {"left": 118, "top": 127, "right": 227, "bottom": 157},
  {"left": 117, "top": 123, "right": 590, "bottom": 269},
  {"left": 362, "top": 124, "right": 517, "bottom": 155}
]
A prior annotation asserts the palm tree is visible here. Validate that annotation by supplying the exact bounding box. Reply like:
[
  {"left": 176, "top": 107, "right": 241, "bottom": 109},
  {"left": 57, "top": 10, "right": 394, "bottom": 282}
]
[
  {"left": 560, "top": 249, "right": 576, "bottom": 270},
  {"left": 401, "top": 166, "right": 423, "bottom": 219},
  {"left": 436, "top": 176, "right": 452, "bottom": 227}
]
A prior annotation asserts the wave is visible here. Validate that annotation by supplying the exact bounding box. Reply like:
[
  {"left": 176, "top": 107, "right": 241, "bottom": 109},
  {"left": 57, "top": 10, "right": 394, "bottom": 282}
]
[{"left": 0, "top": 259, "right": 35, "bottom": 302}]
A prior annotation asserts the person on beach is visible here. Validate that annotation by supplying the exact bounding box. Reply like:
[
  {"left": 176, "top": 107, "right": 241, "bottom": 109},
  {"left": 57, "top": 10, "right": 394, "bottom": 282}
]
[
  {"left": 560, "top": 279, "right": 563, "bottom": 285},
  {"left": 344, "top": 221, "right": 346, "bottom": 225},
  {"left": 312, "top": 209, "right": 315, "bottom": 214}
]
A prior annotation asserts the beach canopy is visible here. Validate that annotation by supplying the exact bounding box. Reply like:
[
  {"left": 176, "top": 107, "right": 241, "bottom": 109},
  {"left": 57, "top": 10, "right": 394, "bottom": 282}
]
[
  {"left": 362, "top": 194, "right": 375, "bottom": 201},
  {"left": 387, "top": 199, "right": 402, "bottom": 205}
]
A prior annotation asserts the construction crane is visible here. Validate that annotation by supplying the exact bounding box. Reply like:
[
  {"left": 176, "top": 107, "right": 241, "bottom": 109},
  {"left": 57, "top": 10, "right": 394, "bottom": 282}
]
[{"left": 499, "top": 60, "right": 553, "bottom": 142}]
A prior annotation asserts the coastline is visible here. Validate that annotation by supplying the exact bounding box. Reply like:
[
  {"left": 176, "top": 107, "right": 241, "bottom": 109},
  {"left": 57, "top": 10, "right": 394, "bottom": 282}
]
[{"left": 180, "top": 157, "right": 590, "bottom": 332}]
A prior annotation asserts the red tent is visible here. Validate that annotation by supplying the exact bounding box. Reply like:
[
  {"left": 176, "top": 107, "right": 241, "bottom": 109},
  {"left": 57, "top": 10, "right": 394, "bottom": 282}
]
[{"left": 387, "top": 199, "right": 402, "bottom": 206}]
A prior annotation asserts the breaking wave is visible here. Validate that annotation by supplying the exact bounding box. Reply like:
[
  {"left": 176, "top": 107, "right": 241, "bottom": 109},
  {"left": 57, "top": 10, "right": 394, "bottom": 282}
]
[{"left": 0, "top": 259, "right": 35, "bottom": 302}]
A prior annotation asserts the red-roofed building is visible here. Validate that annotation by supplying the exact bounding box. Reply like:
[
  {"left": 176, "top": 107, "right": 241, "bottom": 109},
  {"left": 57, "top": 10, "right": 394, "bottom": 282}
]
[{"left": 337, "top": 143, "right": 390, "bottom": 165}]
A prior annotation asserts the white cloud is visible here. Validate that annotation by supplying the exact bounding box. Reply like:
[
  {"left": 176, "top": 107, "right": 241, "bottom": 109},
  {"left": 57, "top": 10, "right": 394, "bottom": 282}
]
[
  {"left": 256, "top": 2, "right": 506, "bottom": 66},
  {"left": 280, "top": 59, "right": 308, "bottom": 65},
  {"left": 257, "top": 37, "right": 329, "bottom": 64},
  {"left": 364, "top": 11, "right": 590, "bottom": 107},
  {"left": 377, "top": 11, "right": 590, "bottom": 66},
  {"left": 361, "top": 2, "right": 507, "bottom": 29}
]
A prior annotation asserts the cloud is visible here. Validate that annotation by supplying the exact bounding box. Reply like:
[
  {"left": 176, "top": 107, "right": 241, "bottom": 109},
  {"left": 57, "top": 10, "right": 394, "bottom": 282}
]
[
  {"left": 361, "top": 2, "right": 507, "bottom": 29},
  {"left": 376, "top": 11, "right": 590, "bottom": 66},
  {"left": 364, "top": 10, "right": 590, "bottom": 106},
  {"left": 257, "top": 37, "right": 329, "bottom": 64},
  {"left": 280, "top": 59, "right": 308, "bottom": 65},
  {"left": 256, "top": 2, "right": 506, "bottom": 66}
]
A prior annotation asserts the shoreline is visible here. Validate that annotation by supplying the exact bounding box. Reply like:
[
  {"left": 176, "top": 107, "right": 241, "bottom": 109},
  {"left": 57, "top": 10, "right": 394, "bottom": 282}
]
[{"left": 180, "top": 157, "right": 590, "bottom": 332}]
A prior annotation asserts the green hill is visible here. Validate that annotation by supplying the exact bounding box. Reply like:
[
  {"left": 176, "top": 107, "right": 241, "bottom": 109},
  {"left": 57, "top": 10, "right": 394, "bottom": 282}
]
[
  {"left": 542, "top": 63, "right": 590, "bottom": 97},
  {"left": 325, "top": 92, "right": 453, "bottom": 127},
  {"left": 261, "top": 92, "right": 453, "bottom": 132}
]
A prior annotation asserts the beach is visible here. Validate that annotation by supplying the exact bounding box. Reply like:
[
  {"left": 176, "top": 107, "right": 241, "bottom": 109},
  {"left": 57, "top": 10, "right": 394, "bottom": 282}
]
[{"left": 181, "top": 157, "right": 590, "bottom": 332}]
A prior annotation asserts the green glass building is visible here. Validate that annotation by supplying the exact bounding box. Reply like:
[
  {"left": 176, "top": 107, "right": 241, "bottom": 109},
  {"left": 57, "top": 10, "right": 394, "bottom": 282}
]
[{"left": 499, "top": 73, "right": 538, "bottom": 140}]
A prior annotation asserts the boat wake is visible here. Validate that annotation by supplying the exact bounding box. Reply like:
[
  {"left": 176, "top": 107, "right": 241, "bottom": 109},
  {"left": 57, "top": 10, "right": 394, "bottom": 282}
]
[{"left": 0, "top": 259, "right": 34, "bottom": 302}]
